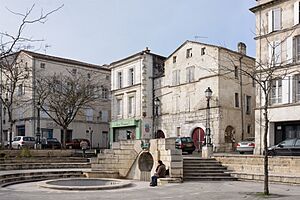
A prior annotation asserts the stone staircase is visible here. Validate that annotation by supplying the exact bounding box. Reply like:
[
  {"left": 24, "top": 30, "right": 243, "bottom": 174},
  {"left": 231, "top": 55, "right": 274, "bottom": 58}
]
[
  {"left": 89, "top": 140, "right": 140, "bottom": 178},
  {"left": 183, "top": 157, "right": 237, "bottom": 181}
]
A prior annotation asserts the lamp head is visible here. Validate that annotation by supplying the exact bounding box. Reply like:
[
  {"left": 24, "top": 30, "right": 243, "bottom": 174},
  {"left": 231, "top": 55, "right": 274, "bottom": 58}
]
[{"left": 205, "top": 87, "right": 213, "bottom": 99}]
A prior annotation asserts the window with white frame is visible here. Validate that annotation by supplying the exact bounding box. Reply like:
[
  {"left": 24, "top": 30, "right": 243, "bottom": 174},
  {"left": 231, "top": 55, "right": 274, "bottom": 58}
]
[
  {"left": 116, "top": 98, "right": 123, "bottom": 116},
  {"left": 128, "top": 68, "right": 134, "bottom": 86},
  {"left": 85, "top": 108, "right": 94, "bottom": 121},
  {"left": 172, "top": 70, "right": 180, "bottom": 86},
  {"left": 268, "top": 8, "right": 281, "bottom": 33},
  {"left": 128, "top": 96, "right": 135, "bottom": 116},
  {"left": 295, "top": 74, "right": 300, "bottom": 102},
  {"left": 268, "top": 41, "right": 281, "bottom": 66},
  {"left": 293, "top": 35, "right": 300, "bottom": 62},
  {"left": 270, "top": 78, "right": 282, "bottom": 104},
  {"left": 186, "top": 66, "right": 195, "bottom": 83},
  {"left": 117, "top": 71, "right": 122, "bottom": 89}
]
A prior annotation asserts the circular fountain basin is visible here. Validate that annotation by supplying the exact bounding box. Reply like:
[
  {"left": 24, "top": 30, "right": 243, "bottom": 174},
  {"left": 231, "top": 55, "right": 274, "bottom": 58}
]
[{"left": 38, "top": 178, "right": 132, "bottom": 190}]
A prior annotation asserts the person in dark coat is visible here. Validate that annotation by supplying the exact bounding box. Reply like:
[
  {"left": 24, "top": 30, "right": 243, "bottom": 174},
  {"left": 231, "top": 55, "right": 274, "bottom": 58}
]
[{"left": 150, "top": 160, "right": 166, "bottom": 186}]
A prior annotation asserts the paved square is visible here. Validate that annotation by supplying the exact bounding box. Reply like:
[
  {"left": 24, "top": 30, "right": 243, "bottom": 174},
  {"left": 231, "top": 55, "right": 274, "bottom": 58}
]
[{"left": 1, "top": 180, "right": 300, "bottom": 200}]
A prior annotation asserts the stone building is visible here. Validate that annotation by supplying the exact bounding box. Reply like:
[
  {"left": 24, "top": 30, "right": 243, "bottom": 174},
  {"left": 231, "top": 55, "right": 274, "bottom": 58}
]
[
  {"left": 0, "top": 50, "right": 111, "bottom": 148},
  {"left": 109, "top": 49, "right": 165, "bottom": 146},
  {"left": 251, "top": 0, "right": 300, "bottom": 154},
  {"left": 154, "top": 40, "right": 255, "bottom": 152}
]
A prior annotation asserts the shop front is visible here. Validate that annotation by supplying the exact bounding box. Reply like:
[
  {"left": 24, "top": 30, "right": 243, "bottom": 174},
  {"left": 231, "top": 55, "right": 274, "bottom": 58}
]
[{"left": 110, "top": 119, "right": 141, "bottom": 144}]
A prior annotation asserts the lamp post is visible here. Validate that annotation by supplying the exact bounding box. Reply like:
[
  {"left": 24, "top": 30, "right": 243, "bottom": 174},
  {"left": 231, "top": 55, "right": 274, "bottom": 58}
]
[
  {"left": 86, "top": 127, "right": 93, "bottom": 149},
  {"left": 202, "top": 87, "right": 213, "bottom": 158},
  {"left": 154, "top": 97, "right": 160, "bottom": 138},
  {"left": 36, "top": 102, "right": 41, "bottom": 149}
]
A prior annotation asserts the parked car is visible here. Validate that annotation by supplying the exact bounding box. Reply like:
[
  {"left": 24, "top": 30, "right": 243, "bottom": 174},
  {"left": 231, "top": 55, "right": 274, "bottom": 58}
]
[
  {"left": 41, "top": 138, "right": 61, "bottom": 149},
  {"left": 12, "top": 136, "right": 36, "bottom": 149},
  {"left": 236, "top": 137, "right": 255, "bottom": 154},
  {"left": 267, "top": 138, "right": 300, "bottom": 156},
  {"left": 66, "top": 138, "right": 90, "bottom": 149},
  {"left": 175, "top": 137, "right": 196, "bottom": 154}
]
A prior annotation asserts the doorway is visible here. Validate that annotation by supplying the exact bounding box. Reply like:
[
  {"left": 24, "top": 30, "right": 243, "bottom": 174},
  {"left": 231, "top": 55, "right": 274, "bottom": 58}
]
[{"left": 192, "top": 127, "right": 205, "bottom": 150}]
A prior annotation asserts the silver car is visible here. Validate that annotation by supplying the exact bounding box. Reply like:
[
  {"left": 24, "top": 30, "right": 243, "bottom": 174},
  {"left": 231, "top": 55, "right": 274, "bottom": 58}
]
[
  {"left": 236, "top": 137, "right": 255, "bottom": 154},
  {"left": 12, "top": 136, "right": 36, "bottom": 149}
]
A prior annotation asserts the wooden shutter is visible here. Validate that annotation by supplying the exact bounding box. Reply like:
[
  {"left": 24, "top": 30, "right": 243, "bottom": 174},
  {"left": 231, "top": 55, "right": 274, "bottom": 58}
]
[
  {"left": 274, "top": 41, "right": 281, "bottom": 65},
  {"left": 294, "top": 1, "right": 299, "bottom": 25},
  {"left": 268, "top": 10, "right": 273, "bottom": 33},
  {"left": 273, "top": 8, "right": 282, "bottom": 31},
  {"left": 287, "top": 36, "right": 293, "bottom": 64}
]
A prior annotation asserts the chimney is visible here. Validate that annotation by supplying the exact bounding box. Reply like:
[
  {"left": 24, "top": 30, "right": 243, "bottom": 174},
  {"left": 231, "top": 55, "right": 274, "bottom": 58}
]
[
  {"left": 237, "top": 42, "right": 247, "bottom": 55},
  {"left": 145, "top": 47, "right": 150, "bottom": 53}
]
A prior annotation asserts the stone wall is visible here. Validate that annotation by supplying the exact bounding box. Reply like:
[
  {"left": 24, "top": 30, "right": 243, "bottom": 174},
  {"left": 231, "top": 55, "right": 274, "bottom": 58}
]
[{"left": 215, "top": 155, "right": 300, "bottom": 184}]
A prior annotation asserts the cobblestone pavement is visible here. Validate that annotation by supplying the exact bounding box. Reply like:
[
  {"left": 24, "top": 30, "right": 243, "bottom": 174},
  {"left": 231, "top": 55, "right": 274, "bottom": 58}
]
[{"left": 1, "top": 180, "right": 300, "bottom": 200}]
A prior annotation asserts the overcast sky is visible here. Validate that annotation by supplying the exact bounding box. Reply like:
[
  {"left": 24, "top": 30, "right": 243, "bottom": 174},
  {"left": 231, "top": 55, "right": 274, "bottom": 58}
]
[{"left": 0, "top": 0, "right": 256, "bottom": 65}]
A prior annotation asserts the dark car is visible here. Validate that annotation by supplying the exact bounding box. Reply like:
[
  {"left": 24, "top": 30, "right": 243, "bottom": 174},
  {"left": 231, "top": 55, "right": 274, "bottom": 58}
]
[
  {"left": 267, "top": 138, "right": 300, "bottom": 156},
  {"left": 41, "top": 138, "right": 62, "bottom": 149},
  {"left": 175, "top": 137, "right": 196, "bottom": 154},
  {"left": 66, "top": 138, "right": 90, "bottom": 149}
]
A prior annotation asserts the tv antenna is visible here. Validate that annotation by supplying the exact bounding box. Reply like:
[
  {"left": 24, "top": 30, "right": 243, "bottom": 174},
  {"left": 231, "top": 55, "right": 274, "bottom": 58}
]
[
  {"left": 44, "top": 44, "right": 51, "bottom": 54},
  {"left": 194, "top": 35, "right": 208, "bottom": 42}
]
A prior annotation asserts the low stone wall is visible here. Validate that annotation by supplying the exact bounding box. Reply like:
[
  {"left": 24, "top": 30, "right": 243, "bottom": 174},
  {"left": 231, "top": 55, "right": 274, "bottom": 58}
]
[
  {"left": 214, "top": 155, "right": 300, "bottom": 184},
  {"left": 0, "top": 149, "right": 75, "bottom": 157}
]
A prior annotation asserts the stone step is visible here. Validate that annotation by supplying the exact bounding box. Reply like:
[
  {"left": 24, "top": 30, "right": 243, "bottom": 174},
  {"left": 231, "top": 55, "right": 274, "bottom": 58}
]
[
  {"left": 183, "top": 176, "right": 238, "bottom": 181},
  {"left": 183, "top": 172, "right": 232, "bottom": 177},
  {"left": 184, "top": 169, "right": 227, "bottom": 173},
  {"left": 0, "top": 171, "right": 84, "bottom": 187},
  {"left": 0, "top": 163, "right": 91, "bottom": 170},
  {"left": 0, "top": 157, "right": 89, "bottom": 164},
  {"left": 183, "top": 163, "right": 223, "bottom": 167}
]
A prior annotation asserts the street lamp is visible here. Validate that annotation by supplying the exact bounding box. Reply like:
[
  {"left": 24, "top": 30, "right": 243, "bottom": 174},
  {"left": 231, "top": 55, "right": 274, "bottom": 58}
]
[
  {"left": 86, "top": 127, "right": 93, "bottom": 149},
  {"left": 202, "top": 87, "right": 213, "bottom": 158},
  {"left": 154, "top": 97, "right": 160, "bottom": 138},
  {"left": 36, "top": 102, "right": 41, "bottom": 148},
  {"left": 205, "top": 87, "right": 212, "bottom": 146}
]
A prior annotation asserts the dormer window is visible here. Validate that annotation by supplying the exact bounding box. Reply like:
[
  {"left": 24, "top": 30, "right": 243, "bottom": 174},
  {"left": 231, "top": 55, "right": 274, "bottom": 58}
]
[{"left": 186, "top": 48, "right": 192, "bottom": 58}]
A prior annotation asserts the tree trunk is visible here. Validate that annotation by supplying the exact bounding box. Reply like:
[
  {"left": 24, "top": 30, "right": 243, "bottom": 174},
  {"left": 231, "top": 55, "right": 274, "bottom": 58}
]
[
  {"left": 9, "top": 122, "right": 13, "bottom": 149},
  {"left": 263, "top": 96, "right": 269, "bottom": 195},
  {"left": 62, "top": 127, "right": 67, "bottom": 149}
]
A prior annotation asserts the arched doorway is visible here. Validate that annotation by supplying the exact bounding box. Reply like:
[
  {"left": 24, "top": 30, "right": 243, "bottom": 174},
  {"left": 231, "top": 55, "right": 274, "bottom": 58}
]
[
  {"left": 192, "top": 127, "right": 205, "bottom": 150},
  {"left": 224, "top": 126, "right": 236, "bottom": 151},
  {"left": 156, "top": 130, "right": 165, "bottom": 138},
  {"left": 138, "top": 152, "right": 154, "bottom": 181}
]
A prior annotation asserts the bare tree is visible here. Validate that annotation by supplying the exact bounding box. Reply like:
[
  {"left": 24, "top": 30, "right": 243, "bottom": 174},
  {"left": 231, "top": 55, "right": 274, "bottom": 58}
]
[
  {"left": 0, "top": 4, "right": 63, "bottom": 148},
  {"left": 203, "top": 37, "right": 297, "bottom": 195},
  {"left": 36, "top": 70, "right": 102, "bottom": 148}
]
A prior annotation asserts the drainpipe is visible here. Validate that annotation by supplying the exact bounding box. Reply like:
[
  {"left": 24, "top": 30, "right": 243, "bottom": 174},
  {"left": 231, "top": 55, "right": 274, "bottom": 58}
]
[{"left": 238, "top": 42, "right": 246, "bottom": 140}]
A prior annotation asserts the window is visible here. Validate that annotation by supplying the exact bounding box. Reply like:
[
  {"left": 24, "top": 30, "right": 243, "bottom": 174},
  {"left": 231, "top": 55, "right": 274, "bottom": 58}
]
[
  {"left": 17, "top": 84, "right": 25, "bottom": 96},
  {"left": 173, "top": 56, "right": 177, "bottom": 63},
  {"left": 201, "top": 47, "right": 206, "bottom": 55},
  {"left": 172, "top": 70, "right": 180, "bottom": 86},
  {"left": 176, "top": 127, "right": 181, "bottom": 137},
  {"left": 294, "top": 35, "right": 300, "bottom": 62},
  {"left": 72, "top": 68, "right": 77, "bottom": 74},
  {"left": 117, "top": 71, "right": 122, "bottom": 89},
  {"left": 295, "top": 74, "right": 300, "bottom": 102},
  {"left": 101, "top": 87, "right": 109, "bottom": 99},
  {"left": 268, "top": 8, "right": 281, "bottom": 33},
  {"left": 85, "top": 108, "right": 93, "bottom": 121},
  {"left": 100, "top": 110, "right": 108, "bottom": 122},
  {"left": 116, "top": 99, "right": 123, "bottom": 116},
  {"left": 234, "top": 66, "right": 239, "bottom": 79},
  {"left": 186, "top": 48, "right": 192, "bottom": 58},
  {"left": 247, "top": 125, "right": 251, "bottom": 134},
  {"left": 186, "top": 66, "right": 195, "bottom": 83},
  {"left": 128, "top": 96, "right": 135, "bottom": 116},
  {"left": 40, "top": 63, "right": 45, "bottom": 69},
  {"left": 106, "top": 75, "right": 110, "bottom": 80},
  {"left": 128, "top": 68, "right": 134, "bottom": 86},
  {"left": 268, "top": 41, "right": 281, "bottom": 66},
  {"left": 246, "top": 95, "right": 251, "bottom": 114},
  {"left": 235, "top": 93, "right": 239, "bottom": 108},
  {"left": 87, "top": 73, "right": 91, "bottom": 79},
  {"left": 270, "top": 78, "right": 282, "bottom": 104}
]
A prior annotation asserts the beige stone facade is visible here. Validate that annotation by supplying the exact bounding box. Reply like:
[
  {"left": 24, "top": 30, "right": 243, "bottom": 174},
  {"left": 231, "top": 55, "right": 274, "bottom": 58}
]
[
  {"left": 154, "top": 41, "right": 255, "bottom": 152},
  {"left": 109, "top": 49, "right": 165, "bottom": 145},
  {"left": 251, "top": 0, "right": 300, "bottom": 154},
  {"left": 1, "top": 51, "right": 111, "bottom": 148}
]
